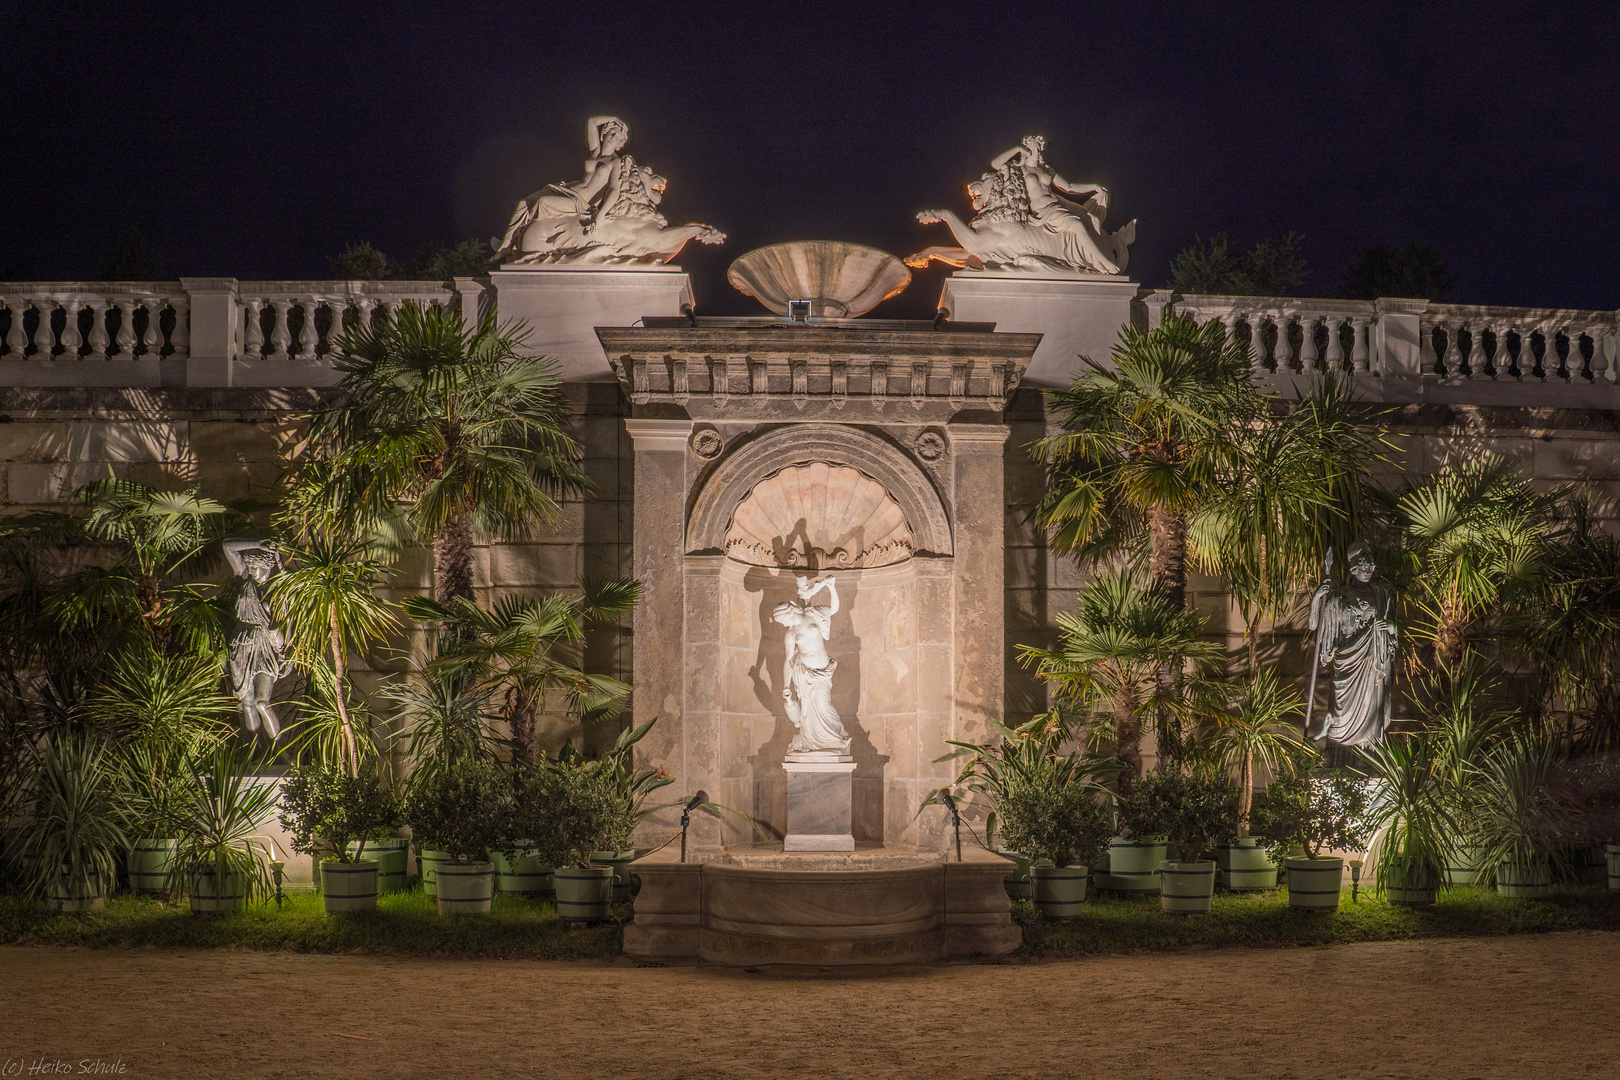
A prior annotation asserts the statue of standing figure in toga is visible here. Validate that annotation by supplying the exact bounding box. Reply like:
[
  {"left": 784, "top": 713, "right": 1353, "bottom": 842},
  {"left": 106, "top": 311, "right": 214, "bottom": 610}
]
[
  {"left": 773, "top": 574, "right": 852, "bottom": 758},
  {"left": 223, "top": 538, "right": 291, "bottom": 741},
  {"left": 1307, "top": 542, "right": 1399, "bottom": 748}
]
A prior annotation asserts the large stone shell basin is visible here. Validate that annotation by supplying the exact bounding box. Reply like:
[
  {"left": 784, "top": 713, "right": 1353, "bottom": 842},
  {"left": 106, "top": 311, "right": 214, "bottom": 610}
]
[
  {"left": 623, "top": 847, "right": 1021, "bottom": 966},
  {"left": 727, "top": 241, "right": 911, "bottom": 319}
]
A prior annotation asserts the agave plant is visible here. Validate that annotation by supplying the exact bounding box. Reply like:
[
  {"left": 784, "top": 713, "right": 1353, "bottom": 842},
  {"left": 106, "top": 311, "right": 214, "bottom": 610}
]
[
  {"left": 170, "top": 744, "right": 279, "bottom": 902},
  {"left": 17, "top": 733, "right": 131, "bottom": 907},
  {"left": 1360, "top": 735, "right": 1455, "bottom": 899}
]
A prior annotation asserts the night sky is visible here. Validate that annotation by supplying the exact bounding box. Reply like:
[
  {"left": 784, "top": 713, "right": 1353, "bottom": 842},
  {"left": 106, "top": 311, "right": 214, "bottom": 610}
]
[{"left": 4, "top": 1, "right": 1616, "bottom": 317}]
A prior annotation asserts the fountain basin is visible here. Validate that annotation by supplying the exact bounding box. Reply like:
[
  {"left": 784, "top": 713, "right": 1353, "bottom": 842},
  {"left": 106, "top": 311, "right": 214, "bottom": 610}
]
[{"left": 623, "top": 846, "right": 1020, "bottom": 966}]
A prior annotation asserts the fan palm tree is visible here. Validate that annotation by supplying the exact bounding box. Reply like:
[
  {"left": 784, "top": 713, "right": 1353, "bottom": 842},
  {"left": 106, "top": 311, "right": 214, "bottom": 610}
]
[
  {"left": 1392, "top": 455, "right": 1563, "bottom": 671},
  {"left": 1034, "top": 314, "right": 1262, "bottom": 608},
  {"left": 1193, "top": 669, "right": 1304, "bottom": 836},
  {"left": 1018, "top": 570, "right": 1219, "bottom": 785},
  {"left": 297, "top": 304, "right": 589, "bottom": 604},
  {"left": 404, "top": 578, "right": 638, "bottom": 762}
]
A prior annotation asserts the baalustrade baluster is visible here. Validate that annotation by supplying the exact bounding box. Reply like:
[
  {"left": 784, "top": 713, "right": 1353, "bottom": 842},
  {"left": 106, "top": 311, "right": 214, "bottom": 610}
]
[
  {"left": 1466, "top": 324, "right": 1488, "bottom": 380},
  {"left": 32, "top": 302, "right": 57, "bottom": 357},
  {"left": 1350, "top": 316, "right": 1371, "bottom": 374},
  {"left": 1248, "top": 316, "right": 1269, "bottom": 373},
  {"left": 141, "top": 300, "right": 166, "bottom": 357},
  {"left": 294, "top": 298, "right": 319, "bottom": 360},
  {"left": 324, "top": 298, "right": 347, "bottom": 351},
  {"left": 1298, "top": 314, "right": 1320, "bottom": 372},
  {"left": 1438, "top": 321, "right": 1460, "bottom": 375},
  {"left": 241, "top": 299, "right": 265, "bottom": 358},
  {"left": 268, "top": 300, "right": 292, "bottom": 361},
  {"left": 1516, "top": 328, "right": 1538, "bottom": 379},
  {"left": 2, "top": 299, "right": 28, "bottom": 357},
  {"left": 1418, "top": 320, "right": 1438, "bottom": 373},
  {"left": 114, "top": 300, "right": 137, "bottom": 358},
  {"left": 1273, "top": 312, "right": 1295, "bottom": 371},
  {"left": 1603, "top": 330, "right": 1619, "bottom": 383},
  {"left": 168, "top": 298, "right": 188, "bottom": 359},
  {"left": 356, "top": 298, "right": 378, "bottom": 331},
  {"left": 86, "top": 301, "right": 110, "bottom": 359},
  {"left": 57, "top": 300, "right": 84, "bottom": 358},
  {"left": 1324, "top": 316, "right": 1346, "bottom": 371}
]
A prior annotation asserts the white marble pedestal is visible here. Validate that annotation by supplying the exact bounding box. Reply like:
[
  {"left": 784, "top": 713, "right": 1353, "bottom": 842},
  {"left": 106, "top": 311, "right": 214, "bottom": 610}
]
[
  {"left": 783, "top": 754, "right": 856, "bottom": 851},
  {"left": 489, "top": 265, "right": 694, "bottom": 382},
  {"left": 939, "top": 269, "right": 1141, "bottom": 388}
]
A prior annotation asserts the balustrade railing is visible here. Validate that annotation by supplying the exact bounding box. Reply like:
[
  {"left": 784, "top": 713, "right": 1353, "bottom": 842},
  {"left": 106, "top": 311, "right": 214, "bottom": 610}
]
[
  {"left": 0, "top": 283, "right": 188, "bottom": 365},
  {"left": 234, "top": 281, "right": 455, "bottom": 362}
]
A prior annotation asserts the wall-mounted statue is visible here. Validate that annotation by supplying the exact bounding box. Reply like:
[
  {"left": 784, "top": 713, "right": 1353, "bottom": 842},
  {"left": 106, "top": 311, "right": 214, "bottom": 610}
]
[
  {"left": 907, "top": 134, "right": 1135, "bottom": 275},
  {"left": 1307, "top": 542, "right": 1399, "bottom": 748},
  {"left": 492, "top": 115, "right": 727, "bottom": 266},
  {"left": 223, "top": 538, "right": 291, "bottom": 741},
  {"left": 773, "top": 575, "right": 853, "bottom": 757}
]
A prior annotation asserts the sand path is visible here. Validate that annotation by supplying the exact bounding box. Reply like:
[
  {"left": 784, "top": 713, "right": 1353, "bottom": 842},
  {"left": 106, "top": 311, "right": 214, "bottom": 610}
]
[{"left": 3, "top": 932, "right": 1616, "bottom": 1078}]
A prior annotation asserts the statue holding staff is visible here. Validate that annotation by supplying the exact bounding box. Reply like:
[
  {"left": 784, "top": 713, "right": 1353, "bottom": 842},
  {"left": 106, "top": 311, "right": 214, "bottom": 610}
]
[
  {"left": 223, "top": 538, "right": 291, "bottom": 740},
  {"left": 773, "top": 574, "right": 852, "bottom": 757},
  {"left": 1307, "top": 542, "right": 1399, "bottom": 748}
]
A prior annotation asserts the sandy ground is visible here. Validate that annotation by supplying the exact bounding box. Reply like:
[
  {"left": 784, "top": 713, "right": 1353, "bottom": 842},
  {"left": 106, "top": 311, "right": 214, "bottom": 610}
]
[{"left": 3, "top": 933, "right": 1616, "bottom": 1079}]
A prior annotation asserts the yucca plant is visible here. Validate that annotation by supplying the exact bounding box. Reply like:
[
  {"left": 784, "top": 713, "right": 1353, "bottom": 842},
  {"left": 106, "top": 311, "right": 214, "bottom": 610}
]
[
  {"left": 1361, "top": 736, "right": 1455, "bottom": 901},
  {"left": 170, "top": 744, "right": 278, "bottom": 904},
  {"left": 1472, "top": 734, "right": 1576, "bottom": 875},
  {"left": 279, "top": 661, "right": 385, "bottom": 774},
  {"left": 84, "top": 646, "right": 235, "bottom": 760},
  {"left": 388, "top": 671, "right": 502, "bottom": 787},
  {"left": 17, "top": 733, "right": 130, "bottom": 909}
]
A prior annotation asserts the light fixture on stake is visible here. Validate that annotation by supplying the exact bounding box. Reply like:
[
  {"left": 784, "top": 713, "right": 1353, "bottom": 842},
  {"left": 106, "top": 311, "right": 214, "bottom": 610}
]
[{"left": 679, "top": 790, "right": 709, "bottom": 863}]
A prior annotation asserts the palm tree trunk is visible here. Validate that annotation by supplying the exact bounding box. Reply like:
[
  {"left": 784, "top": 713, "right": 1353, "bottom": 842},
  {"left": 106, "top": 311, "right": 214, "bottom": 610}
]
[
  {"left": 1237, "top": 749, "right": 1253, "bottom": 837},
  {"left": 1146, "top": 505, "right": 1188, "bottom": 609},
  {"left": 329, "top": 606, "right": 358, "bottom": 777},
  {"left": 1115, "top": 698, "right": 1142, "bottom": 789},
  {"left": 507, "top": 684, "right": 537, "bottom": 765},
  {"left": 1246, "top": 607, "right": 1262, "bottom": 678},
  {"left": 434, "top": 513, "right": 475, "bottom": 604}
]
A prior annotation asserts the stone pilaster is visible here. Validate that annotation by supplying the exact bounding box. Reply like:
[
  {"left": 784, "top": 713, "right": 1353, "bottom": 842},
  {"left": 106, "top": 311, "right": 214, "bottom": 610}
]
[{"left": 948, "top": 424, "right": 1009, "bottom": 747}]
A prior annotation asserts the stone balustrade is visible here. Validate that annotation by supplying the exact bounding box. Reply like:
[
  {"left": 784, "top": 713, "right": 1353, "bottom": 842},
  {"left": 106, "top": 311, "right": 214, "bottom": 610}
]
[
  {"left": 0, "top": 278, "right": 470, "bottom": 387},
  {"left": 1155, "top": 291, "right": 1620, "bottom": 407}
]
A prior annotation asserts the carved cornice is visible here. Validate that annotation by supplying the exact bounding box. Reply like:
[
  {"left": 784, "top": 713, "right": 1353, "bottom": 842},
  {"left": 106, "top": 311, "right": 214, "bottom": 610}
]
[{"left": 596, "top": 326, "right": 1040, "bottom": 420}]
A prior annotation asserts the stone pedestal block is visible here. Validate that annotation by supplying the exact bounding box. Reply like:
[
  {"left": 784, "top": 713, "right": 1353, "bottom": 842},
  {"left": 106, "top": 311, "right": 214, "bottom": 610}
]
[
  {"left": 784, "top": 757, "right": 856, "bottom": 851},
  {"left": 939, "top": 269, "right": 1142, "bottom": 387},
  {"left": 490, "top": 266, "right": 694, "bottom": 383}
]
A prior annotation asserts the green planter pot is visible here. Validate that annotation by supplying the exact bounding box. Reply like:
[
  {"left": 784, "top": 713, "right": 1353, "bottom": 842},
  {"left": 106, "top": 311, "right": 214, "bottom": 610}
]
[
  {"left": 1285, "top": 857, "right": 1343, "bottom": 912},
  {"left": 1606, "top": 845, "right": 1620, "bottom": 894},
  {"left": 346, "top": 839, "right": 408, "bottom": 893},
  {"left": 189, "top": 872, "right": 248, "bottom": 914},
  {"left": 492, "top": 847, "right": 554, "bottom": 897},
  {"left": 1380, "top": 862, "right": 1436, "bottom": 907},
  {"left": 1222, "top": 839, "right": 1277, "bottom": 891},
  {"left": 418, "top": 849, "right": 452, "bottom": 897},
  {"left": 591, "top": 850, "right": 635, "bottom": 904},
  {"left": 1444, "top": 844, "right": 1483, "bottom": 888},
  {"left": 999, "top": 850, "right": 1032, "bottom": 900},
  {"left": 555, "top": 866, "right": 613, "bottom": 922},
  {"left": 1497, "top": 859, "right": 1552, "bottom": 899},
  {"left": 127, "top": 838, "right": 177, "bottom": 894},
  {"left": 321, "top": 859, "right": 379, "bottom": 914},
  {"left": 1160, "top": 860, "right": 1216, "bottom": 915},
  {"left": 1569, "top": 844, "right": 1608, "bottom": 885},
  {"left": 48, "top": 876, "right": 106, "bottom": 914},
  {"left": 1030, "top": 865, "right": 1088, "bottom": 919},
  {"left": 435, "top": 861, "right": 495, "bottom": 915},
  {"left": 1105, "top": 836, "right": 1167, "bottom": 894}
]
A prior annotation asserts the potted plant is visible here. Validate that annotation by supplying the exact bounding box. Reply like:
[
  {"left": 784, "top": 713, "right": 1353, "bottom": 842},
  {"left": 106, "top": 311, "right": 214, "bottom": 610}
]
[
  {"left": 403, "top": 761, "right": 506, "bottom": 915},
  {"left": 17, "top": 734, "right": 129, "bottom": 914},
  {"left": 591, "top": 719, "right": 674, "bottom": 903},
  {"left": 117, "top": 744, "right": 198, "bottom": 895},
  {"left": 1572, "top": 756, "right": 1620, "bottom": 893},
  {"left": 1197, "top": 670, "right": 1302, "bottom": 891},
  {"left": 1251, "top": 767, "right": 1371, "bottom": 912},
  {"left": 518, "top": 758, "right": 635, "bottom": 923},
  {"left": 1120, "top": 769, "right": 1239, "bottom": 915},
  {"left": 1475, "top": 735, "right": 1574, "bottom": 899},
  {"left": 1362, "top": 737, "right": 1453, "bottom": 906},
  {"left": 279, "top": 761, "right": 403, "bottom": 914},
  {"left": 171, "top": 745, "right": 278, "bottom": 914}
]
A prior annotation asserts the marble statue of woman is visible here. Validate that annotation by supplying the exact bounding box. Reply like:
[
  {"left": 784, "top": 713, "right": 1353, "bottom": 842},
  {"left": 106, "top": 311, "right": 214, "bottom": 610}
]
[
  {"left": 1307, "top": 542, "right": 1399, "bottom": 748},
  {"left": 774, "top": 575, "right": 852, "bottom": 758},
  {"left": 223, "top": 538, "right": 291, "bottom": 740},
  {"left": 493, "top": 115, "right": 630, "bottom": 260}
]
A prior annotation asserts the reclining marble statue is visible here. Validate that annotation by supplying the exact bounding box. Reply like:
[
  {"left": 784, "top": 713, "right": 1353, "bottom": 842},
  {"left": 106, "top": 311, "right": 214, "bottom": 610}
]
[
  {"left": 773, "top": 574, "right": 852, "bottom": 759},
  {"left": 492, "top": 114, "right": 727, "bottom": 265},
  {"left": 1307, "top": 542, "right": 1399, "bottom": 748},
  {"left": 224, "top": 538, "right": 291, "bottom": 740},
  {"left": 907, "top": 134, "right": 1135, "bottom": 275}
]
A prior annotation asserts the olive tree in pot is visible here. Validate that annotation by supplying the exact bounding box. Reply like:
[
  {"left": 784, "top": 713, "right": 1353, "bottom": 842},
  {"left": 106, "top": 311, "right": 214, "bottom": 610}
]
[
  {"left": 403, "top": 761, "right": 507, "bottom": 915},
  {"left": 1362, "top": 737, "right": 1453, "bottom": 906},
  {"left": 18, "top": 734, "right": 130, "bottom": 914},
  {"left": 1251, "top": 765, "right": 1371, "bottom": 912},
  {"left": 517, "top": 758, "right": 635, "bottom": 923},
  {"left": 1120, "top": 768, "right": 1239, "bottom": 914},
  {"left": 279, "top": 762, "right": 403, "bottom": 914},
  {"left": 171, "top": 745, "right": 278, "bottom": 914}
]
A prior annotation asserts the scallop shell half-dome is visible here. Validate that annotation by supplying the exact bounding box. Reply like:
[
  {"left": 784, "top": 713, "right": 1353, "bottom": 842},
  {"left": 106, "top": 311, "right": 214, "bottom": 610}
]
[{"left": 724, "top": 462, "right": 914, "bottom": 569}]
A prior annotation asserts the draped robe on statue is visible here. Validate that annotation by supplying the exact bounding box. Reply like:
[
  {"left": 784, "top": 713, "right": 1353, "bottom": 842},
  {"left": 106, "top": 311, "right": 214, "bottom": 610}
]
[{"left": 1309, "top": 581, "right": 1398, "bottom": 747}]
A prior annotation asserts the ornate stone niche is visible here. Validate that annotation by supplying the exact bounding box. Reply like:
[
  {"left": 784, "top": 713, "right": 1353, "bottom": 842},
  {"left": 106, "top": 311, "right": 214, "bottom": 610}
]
[{"left": 609, "top": 323, "right": 1038, "bottom": 853}]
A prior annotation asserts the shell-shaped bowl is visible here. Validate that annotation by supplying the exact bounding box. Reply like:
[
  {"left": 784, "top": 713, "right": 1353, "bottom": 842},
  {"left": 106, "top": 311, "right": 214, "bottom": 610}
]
[{"left": 727, "top": 241, "right": 911, "bottom": 319}]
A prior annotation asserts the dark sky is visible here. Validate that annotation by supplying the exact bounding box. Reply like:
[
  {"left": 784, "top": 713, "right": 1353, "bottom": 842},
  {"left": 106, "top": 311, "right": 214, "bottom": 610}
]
[{"left": 4, "top": 1, "right": 1616, "bottom": 317}]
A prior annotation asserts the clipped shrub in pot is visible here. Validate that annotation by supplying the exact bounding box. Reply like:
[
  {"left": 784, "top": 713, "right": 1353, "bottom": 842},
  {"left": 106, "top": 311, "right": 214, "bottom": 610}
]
[
  {"left": 279, "top": 761, "right": 403, "bottom": 914},
  {"left": 404, "top": 761, "right": 506, "bottom": 915},
  {"left": 1120, "top": 769, "right": 1239, "bottom": 915},
  {"left": 515, "top": 758, "right": 635, "bottom": 923},
  {"left": 171, "top": 745, "right": 278, "bottom": 914},
  {"left": 18, "top": 734, "right": 130, "bottom": 914},
  {"left": 1251, "top": 766, "right": 1371, "bottom": 912}
]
